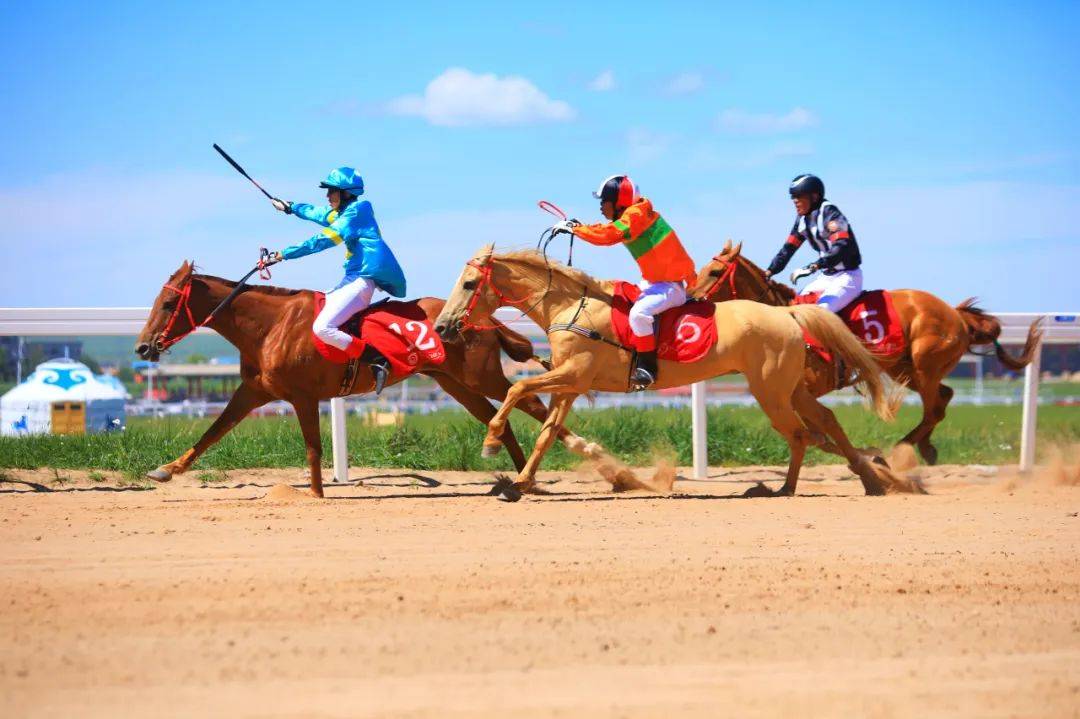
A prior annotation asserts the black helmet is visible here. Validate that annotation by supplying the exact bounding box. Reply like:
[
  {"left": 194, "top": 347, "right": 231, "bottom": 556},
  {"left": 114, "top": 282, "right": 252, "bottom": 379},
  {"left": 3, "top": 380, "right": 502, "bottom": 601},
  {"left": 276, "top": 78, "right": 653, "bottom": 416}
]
[{"left": 788, "top": 174, "right": 824, "bottom": 199}]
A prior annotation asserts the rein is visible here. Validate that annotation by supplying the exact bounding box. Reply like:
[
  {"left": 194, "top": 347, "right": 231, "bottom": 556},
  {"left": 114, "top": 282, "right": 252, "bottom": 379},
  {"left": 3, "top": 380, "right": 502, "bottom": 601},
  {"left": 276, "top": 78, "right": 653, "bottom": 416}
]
[
  {"left": 698, "top": 255, "right": 739, "bottom": 300},
  {"left": 701, "top": 254, "right": 788, "bottom": 305},
  {"left": 457, "top": 257, "right": 541, "bottom": 332},
  {"left": 154, "top": 260, "right": 269, "bottom": 351}
]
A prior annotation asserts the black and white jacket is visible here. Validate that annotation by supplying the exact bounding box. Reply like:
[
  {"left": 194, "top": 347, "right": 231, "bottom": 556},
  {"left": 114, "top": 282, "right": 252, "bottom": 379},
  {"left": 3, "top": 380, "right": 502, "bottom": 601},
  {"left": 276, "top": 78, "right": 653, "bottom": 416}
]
[{"left": 767, "top": 201, "right": 862, "bottom": 276}]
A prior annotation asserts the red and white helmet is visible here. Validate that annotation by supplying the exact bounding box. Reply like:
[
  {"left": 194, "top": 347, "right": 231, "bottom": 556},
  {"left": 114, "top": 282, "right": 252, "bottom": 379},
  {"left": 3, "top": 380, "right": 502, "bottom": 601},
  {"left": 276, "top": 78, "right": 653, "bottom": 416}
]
[{"left": 593, "top": 174, "right": 640, "bottom": 208}]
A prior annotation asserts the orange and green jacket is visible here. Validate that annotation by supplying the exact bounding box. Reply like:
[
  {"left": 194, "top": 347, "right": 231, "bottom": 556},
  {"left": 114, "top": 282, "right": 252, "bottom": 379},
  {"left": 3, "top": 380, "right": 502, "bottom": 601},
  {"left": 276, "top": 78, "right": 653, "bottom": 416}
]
[{"left": 572, "top": 198, "right": 697, "bottom": 287}]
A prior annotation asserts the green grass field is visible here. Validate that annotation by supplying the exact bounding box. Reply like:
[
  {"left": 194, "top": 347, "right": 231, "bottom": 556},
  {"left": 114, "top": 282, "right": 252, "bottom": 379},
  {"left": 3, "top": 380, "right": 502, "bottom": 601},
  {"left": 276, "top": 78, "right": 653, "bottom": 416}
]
[{"left": 1, "top": 404, "right": 1077, "bottom": 479}]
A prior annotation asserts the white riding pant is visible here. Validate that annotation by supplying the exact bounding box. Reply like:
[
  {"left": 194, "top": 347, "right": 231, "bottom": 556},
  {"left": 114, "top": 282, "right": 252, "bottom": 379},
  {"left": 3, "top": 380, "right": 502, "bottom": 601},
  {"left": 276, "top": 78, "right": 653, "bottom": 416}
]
[
  {"left": 800, "top": 268, "right": 863, "bottom": 313},
  {"left": 628, "top": 280, "right": 687, "bottom": 338},
  {"left": 314, "top": 276, "right": 376, "bottom": 350}
]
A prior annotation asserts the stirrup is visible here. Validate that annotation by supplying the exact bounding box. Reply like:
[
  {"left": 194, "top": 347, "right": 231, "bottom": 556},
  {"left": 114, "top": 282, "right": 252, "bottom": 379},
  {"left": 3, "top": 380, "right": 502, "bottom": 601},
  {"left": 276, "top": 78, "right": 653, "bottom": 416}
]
[
  {"left": 370, "top": 359, "right": 390, "bottom": 396},
  {"left": 630, "top": 367, "right": 656, "bottom": 390}
]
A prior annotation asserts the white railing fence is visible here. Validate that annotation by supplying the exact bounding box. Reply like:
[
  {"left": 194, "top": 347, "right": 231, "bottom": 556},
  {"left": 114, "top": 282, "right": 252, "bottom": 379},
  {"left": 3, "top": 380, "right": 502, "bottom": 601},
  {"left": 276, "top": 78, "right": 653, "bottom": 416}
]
[{"left": 0, "top": 307, "right": 1076, "bottom": 480}]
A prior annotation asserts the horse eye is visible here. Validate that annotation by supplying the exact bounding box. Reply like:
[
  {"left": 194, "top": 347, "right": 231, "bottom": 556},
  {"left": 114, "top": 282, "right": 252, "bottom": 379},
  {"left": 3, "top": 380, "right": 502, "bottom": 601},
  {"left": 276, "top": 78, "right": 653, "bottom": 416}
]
[
  {"left": 709, "top": 269, "right": 721, "bottom": 277},
  {"left": 462, "top": 280, "right": 478, "bottom": 290}
]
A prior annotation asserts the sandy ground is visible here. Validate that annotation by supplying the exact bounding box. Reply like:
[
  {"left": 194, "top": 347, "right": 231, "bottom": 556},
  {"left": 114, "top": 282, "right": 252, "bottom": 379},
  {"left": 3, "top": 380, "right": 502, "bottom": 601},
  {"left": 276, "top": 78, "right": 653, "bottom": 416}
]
[{"left": 1, "top": 462, "right": 1079, "bottom": 718}]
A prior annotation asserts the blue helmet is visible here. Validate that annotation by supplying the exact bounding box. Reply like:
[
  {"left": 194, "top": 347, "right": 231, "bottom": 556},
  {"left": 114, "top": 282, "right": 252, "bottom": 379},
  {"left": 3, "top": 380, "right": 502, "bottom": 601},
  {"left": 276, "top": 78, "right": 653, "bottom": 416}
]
[{"left": 319, "top": 167, "right": 364, "bottom": 196}]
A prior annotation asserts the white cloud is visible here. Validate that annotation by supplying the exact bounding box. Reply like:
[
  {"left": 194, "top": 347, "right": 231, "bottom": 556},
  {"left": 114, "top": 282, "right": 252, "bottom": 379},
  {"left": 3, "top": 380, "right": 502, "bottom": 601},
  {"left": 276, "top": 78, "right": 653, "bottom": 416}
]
[
  {"left": 385, "top": 68, "right": 575, "bottom": 127},
  {"left": 587, "top": 70, "right": 616, "bottom": 92},
  {"left": 718, "top": 107, "right": 817, "bottom": 134},
  {"left": 626, "top": 128, "right": 673, "bottom": 164},
  {"left": 665, "top": 71, "right": 706, "bottom": 96}
]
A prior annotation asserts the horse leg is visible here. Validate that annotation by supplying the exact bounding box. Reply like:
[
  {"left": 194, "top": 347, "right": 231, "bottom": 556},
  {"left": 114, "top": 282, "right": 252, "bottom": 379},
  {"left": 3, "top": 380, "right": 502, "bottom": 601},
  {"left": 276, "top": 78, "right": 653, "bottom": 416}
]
[
  {"left": 146, "top": 383, "right": 271, "bottom": 481},
  {"left": 791, "top": 386, "right": 890, "bottom": 496},
  {"left": 429, "top": 372, "right": 529, "bottom": 472},
  {"left": 291, "top": 398, "right": 326, "bottom": 498},
  {"left": 495, "top": 393, "right": 578, "bottom": 501},
  {"left": 483, "top": 358, "right": 596, "bottom": 458},
  {"left": 743, "top": 379, "right": 809, "bottom": 498},
  {"left": 898, "top": 372, "right": 950, "bottom": 466},
  {"left": 916, "top": 384, "right": 953, "bottom": 466}
]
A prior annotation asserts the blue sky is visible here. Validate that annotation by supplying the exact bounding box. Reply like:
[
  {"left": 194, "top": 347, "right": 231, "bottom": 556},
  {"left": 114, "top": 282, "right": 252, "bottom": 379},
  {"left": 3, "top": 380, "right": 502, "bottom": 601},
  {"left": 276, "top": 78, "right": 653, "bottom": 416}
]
[{"left": 2, "top": 1, "right": 1078, "bottom": 310}]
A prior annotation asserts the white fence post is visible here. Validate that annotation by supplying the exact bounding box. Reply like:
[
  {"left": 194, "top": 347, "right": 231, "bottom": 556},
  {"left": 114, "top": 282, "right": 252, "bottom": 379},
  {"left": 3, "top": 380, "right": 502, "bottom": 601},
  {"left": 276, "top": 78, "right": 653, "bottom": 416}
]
[
  {"left": 330, "top": 397, "right": 349, "bottom": 483},
  {"left": 1019, "top": 343, "right": 1043, "bottom": 472},
  {"left": 691, "top": 381, "right": 707, "bottom": 480}
]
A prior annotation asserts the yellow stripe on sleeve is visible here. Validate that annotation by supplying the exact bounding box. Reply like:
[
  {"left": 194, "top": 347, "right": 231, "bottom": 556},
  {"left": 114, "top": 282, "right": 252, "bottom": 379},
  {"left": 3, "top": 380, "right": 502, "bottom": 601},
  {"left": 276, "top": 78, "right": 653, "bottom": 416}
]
[{"left": 321, "top": 227, "right": 344, "bottom": 245}]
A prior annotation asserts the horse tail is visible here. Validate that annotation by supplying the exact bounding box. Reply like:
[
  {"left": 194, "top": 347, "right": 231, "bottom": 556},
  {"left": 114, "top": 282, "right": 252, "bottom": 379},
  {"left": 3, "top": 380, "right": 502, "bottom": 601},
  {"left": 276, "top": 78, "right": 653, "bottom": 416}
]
[
  {"left": 955, "top": 298, "right": 1043, "bottom": 371},
  {"left": 490, "top": 319, "right": 536, "bottom": 363},
  {"left": 786, "top": 304, "right": 896, "bottom": 422}
]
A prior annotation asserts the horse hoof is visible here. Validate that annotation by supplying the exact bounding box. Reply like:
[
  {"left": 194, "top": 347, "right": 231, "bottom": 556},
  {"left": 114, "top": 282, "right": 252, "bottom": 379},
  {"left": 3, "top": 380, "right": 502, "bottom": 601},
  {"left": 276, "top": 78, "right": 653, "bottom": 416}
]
[
  {"left": 871, "top": 455, "right": 890, "bottom": 468},
  {"left": 500, "top": 485, "right": 523, "bottom": 502},
  {"left": 920, "top": 445, "right": 939, "bottom": 466},
  {"left": 146, "top": 467, "right": 173, "bottom": 482},
  {"left": 481, "top": 442, "right": 502, "bottom": 458},
  {"left": 741, "top": 482, "right": 778, "bottom": 498}
]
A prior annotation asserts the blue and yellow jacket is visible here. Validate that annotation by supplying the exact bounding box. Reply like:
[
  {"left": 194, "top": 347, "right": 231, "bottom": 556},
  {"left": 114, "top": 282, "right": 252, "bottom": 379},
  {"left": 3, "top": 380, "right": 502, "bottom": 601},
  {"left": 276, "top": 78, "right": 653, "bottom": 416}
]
[{"left": 280, "top": 200, "right": 407, "bottom": 297}]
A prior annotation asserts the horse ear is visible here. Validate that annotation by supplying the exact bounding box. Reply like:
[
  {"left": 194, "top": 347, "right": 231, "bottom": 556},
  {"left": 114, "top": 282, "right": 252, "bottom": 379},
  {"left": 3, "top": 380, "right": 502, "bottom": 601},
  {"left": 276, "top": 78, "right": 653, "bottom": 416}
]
[
  {"left": 473, "top": 243, "right": 494, "bottom": 261},
  {"left": 733, "top": 241, "right": 743, "bottom": 256},
  {"left": 722, "top": 239, "right": 732, "bottom": 253}
]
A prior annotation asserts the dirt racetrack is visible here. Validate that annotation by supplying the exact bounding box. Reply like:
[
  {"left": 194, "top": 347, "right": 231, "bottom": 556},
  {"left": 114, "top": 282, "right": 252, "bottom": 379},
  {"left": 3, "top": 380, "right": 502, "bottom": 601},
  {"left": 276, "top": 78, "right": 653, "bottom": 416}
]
[{"left": 2, "top": 463, "right": 1079, "bottom": 718}]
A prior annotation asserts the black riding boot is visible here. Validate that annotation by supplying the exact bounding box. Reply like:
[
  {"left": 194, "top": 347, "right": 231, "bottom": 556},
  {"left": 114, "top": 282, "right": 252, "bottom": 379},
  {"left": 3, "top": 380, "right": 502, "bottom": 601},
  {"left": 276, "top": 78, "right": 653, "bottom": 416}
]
[
  {"left": 361, "top": 346, "right": 392, "bottom": 396},
  {"left": 630, "top": 350, "right": 658, "bottom": 389}
]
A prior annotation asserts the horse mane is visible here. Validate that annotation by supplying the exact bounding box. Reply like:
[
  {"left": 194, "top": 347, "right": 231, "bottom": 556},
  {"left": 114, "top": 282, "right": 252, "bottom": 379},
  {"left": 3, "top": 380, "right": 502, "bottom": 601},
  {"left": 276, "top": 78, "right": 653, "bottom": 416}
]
[
  {"left": 498, "top": 249, "right": 615, "bottom": 298},
  {"left": 734, "top": 254, "right": 796, "bottom": 303},
  {"left": 193, "top": 274, "right": 307, "bottom": 297}
]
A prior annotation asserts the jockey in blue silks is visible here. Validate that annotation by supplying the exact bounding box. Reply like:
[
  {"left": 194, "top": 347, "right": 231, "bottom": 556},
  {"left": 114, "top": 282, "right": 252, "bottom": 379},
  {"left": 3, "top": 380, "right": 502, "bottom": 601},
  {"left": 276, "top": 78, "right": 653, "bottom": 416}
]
[{"left": 268, "top": 167, "right": 406, "bottom": 392}]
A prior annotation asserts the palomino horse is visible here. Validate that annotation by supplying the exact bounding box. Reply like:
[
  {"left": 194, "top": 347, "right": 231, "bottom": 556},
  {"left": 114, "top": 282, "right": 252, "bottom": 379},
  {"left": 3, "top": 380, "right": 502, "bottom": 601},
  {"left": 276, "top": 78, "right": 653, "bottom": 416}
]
[
  {"left": 434, "top": 246, "right": 911, "bottom": 501},
  {"left": 691, "top": 241, "right": 1043, "bottom": 464},
  {"left": 134, "top": 261, "right": 580, "bottom": 497}
]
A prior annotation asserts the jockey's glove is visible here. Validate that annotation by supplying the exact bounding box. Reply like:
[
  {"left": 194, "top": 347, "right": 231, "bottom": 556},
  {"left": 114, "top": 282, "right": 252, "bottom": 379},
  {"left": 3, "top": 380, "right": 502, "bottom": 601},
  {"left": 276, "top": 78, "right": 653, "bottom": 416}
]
[
  {"left": 271, "top": 198, "right": 293, "bottom": 214},
  {"left": 790, "top": 264, "right": 817, "bottom": 284},
  {"left": 552, "top": 220, "right": 579, "bottom": 235}
]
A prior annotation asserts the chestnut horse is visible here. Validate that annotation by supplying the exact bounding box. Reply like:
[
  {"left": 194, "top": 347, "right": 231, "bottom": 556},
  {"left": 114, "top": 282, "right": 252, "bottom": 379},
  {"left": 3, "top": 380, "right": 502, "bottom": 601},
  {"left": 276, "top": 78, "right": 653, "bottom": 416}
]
[
  {"left": 134, "top": 261, "right": 574, "bottom": 497},
  {"left": 434, "top": 246, "right": 913, "bottom": 501},
  {"left": 691, "top": 241, "right": 1043, "bottom": 464}
]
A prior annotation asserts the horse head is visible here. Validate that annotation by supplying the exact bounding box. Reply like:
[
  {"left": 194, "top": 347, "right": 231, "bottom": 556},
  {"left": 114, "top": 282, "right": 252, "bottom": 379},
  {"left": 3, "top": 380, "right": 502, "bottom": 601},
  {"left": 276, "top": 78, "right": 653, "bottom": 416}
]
[
  {"left": 690, "top": 239, "right": 744, "bottom": 301},
  {"left": 134, "top": 260, "right": 199, "bottom": 361},
  {"left": 434, "top": 244, "right": 498, "bottom": 342}
]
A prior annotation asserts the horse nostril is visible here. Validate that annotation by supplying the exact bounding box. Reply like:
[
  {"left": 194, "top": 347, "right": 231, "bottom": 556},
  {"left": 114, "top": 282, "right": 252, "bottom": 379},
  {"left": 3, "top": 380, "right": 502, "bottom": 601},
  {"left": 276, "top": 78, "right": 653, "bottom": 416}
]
[
  {"left": 135, "top": 343, "right": 149, "bottom": 358},
  {"left": 434, "top": 323, "right": 446, "bottom": 334}
]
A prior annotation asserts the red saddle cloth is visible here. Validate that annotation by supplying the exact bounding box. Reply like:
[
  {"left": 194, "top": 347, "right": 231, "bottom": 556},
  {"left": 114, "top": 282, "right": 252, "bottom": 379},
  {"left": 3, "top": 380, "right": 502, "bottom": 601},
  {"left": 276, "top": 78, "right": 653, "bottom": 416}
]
[
  {"left": 793, "top": 289, "right": 906, "bottom": 361},
  {"left": 311, "top": 293, "right": 446, "bottom": 377},
  {"left": 610, "top": 281, "right": 717, "bottom": 363}
]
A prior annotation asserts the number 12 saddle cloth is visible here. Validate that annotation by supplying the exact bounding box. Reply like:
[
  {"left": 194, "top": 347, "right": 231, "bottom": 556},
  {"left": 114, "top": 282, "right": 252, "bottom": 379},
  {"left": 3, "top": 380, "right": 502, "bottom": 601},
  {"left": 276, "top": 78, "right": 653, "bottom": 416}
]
[{"left": 310, "top": 293, "right": 446, "bottom": 377}]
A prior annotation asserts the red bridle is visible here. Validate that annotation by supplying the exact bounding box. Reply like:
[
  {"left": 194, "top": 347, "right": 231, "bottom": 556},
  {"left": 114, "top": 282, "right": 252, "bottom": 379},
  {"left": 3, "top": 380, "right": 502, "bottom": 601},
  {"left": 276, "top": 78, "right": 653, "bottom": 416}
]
[
  {"left": 155, "top": 276, "right": 209, "bottom": 351},
  {"left": 456, "top": 257, "right": 534, "bottom": 332},
  {"left": 697, "top": 254, "right": 740, "bottom": 300}
]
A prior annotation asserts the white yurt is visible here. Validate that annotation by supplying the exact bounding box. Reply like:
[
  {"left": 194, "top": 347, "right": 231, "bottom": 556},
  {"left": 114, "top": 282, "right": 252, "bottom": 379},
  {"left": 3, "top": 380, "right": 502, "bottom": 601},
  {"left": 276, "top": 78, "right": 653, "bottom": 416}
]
[{"left": 1, "top": 358, "right": 129, "bottom": 436}]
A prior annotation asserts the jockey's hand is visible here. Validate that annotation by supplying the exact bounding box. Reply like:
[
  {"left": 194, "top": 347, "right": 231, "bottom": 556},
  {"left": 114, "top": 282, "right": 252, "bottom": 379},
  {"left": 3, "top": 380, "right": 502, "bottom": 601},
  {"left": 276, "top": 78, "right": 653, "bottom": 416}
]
[
  {"left": 790, "top": 265, "right": 817, "bottom": 284},
  {"left": 763, "top": 270, "right": 773, "bottom": 280},
  {"left": 258, "top": 249, "right": 283, "bottom": 268},
  {"left": 271, "top": 198, "right": 293, "bottom": 214},
  {"left": 551, "top": 220, "right": 578, "bottom": 236}
]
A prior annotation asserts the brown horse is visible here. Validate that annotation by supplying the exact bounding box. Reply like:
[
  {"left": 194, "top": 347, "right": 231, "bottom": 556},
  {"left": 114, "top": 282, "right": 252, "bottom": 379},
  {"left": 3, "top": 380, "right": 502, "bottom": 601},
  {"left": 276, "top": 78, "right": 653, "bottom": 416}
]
[
  {"left": 690, "top": 241, "right": 1043, "bottom": 464},
  {"left": 134, "top": 261, "right": 572, "bottom": 497},
  {"left": 434, "top": 246, "right": 912, "bottom": 501}
]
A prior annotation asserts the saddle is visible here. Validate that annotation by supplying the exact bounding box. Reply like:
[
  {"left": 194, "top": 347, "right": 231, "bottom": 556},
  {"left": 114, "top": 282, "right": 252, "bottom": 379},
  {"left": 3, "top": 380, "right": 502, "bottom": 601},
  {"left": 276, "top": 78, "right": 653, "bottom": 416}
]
[
  {"left": 610, "top": 281, "right": 717, "bottom": 363},
  {"left": 795, "top": 289, "right": 906, "bottom": 363},
  {"left": 311, "top": 294, "right": 446, "bottom": 378}
]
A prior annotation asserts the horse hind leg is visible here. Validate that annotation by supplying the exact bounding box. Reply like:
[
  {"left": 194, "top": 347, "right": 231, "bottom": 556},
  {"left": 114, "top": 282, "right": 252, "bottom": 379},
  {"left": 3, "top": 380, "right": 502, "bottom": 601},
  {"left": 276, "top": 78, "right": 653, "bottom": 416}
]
[
  {"left": 743, "top": 376, "right": 810, "bottom": 498},
  {"left": 792, "top": 386, "right": 924, "bottom": 495},
  {"left": 916, "top": 384, "right": 953, "bottom": 466}
]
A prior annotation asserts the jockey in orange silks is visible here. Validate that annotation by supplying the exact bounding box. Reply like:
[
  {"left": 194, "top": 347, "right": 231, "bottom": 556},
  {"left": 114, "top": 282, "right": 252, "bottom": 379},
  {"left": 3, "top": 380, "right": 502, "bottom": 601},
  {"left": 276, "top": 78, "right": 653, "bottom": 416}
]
[{"left": 552, "top": 175, "right": 697, "bottom": 388}]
